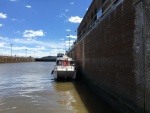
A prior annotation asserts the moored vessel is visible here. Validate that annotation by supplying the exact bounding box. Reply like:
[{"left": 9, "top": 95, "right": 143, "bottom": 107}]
[{"left": 51, "top": 53, "right": 76, "bottom": 80}]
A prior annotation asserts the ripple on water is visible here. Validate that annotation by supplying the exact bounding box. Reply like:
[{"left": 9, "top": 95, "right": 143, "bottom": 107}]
[{"left": 0, "top": 62, "right": 115, "bottom": 113}]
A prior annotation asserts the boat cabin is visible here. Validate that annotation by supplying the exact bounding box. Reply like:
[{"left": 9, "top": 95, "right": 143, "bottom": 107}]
[
  {"left": 56, "top": 59, "right": 75, "bottom": 66},
  {"left": 57, "top": 53, "right": 64, "bottom": 57}
]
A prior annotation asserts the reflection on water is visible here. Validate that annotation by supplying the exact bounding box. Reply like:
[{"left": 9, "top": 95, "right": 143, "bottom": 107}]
[
  {"left": 0, "top": 62, "right": 115, "bottom": 113},
  {"left": 54, "top": 82, "right": 88, "bottom": 113}
]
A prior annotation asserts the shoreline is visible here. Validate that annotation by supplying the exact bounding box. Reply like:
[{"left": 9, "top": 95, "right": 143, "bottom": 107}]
[{"left": 0, "top": 56, "right": 34, "bottom": 63}]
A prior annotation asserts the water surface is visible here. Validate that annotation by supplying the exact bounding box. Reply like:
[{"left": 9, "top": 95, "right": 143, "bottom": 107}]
[{"left": 0, "top": 62, "right": 115, "bottom": 113}]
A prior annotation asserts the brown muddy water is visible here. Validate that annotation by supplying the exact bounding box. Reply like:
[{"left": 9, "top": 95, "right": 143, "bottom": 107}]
[{"left": 0, "top": 62, "right": 115, "bottom": 113}]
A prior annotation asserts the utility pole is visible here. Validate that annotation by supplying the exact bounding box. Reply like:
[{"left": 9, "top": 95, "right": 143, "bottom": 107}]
[
  {"left": 67, "top": 35, "right": 70, "bottom": 50},
  {"left": 10, "top": 44, "right": 13, "bottom": 57},
  {"left": 64, "top": 45, "right": 66, "bottom": 52},
  {"left": 69, "top": 36, "right": 70, "bottom": 50},
  {"left": 25, "top": 49, "right": 27, "bottom": 57},
  {"left": 34, "top": 51, "right": 35, "bottom": 58}
]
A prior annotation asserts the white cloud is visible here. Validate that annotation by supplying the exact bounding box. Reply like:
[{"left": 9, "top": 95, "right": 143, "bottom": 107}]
[
  {"left": 12, "top": 38, "right": 64, "bottom": 49},
  {"left": 13, "top": 46, "right": 46, "bottom": 51},
  {"left": 0, "top": 24, "right": 4, "bottom": 27},
  {"left": 0, "top": 37, "right": 8, "bottom": 41},
  {"left": 12, "top": 38, "right": 65, "bottom": 56},
  {"left": 65, "top": 39, "right": 76, "bottom": 48},
  {"left": 66, "top": 35, "right": 77, "bottom": 39},
  {"left": 26, "top": 5, "right": 32, "bottom": 8},
  {"left": 70, "top": 2, "right": 74, "bottom": 5},
  {"left": 12, "top": 18, "right": 16, "bottom": 21},
  {"left": 15, "top": 30, "right": 21, "bottom": 34},
  {"left": 10, "top": 0, "right": 16, "bottom": 1},
  {"left": 59, "top": 13, "right": 67, "bottom": 18},
  {"left": 0, "top": 36, "right": 65, "bottom": 57},
  {"left": 65, "top": 9, "right": 69, "bottom": 12},
  {"left": 49, "top": 49, "right": 65, "bottom": 56},
  {"left": 0, "top": 42, "right": 6, "bottom": 47},
  {"left": 65, "top": 40, "right": 75, "bottom": 44},
  {"left": 23, "top": 30, "right": 45, "bottom": 38},
  {"left": 0, "top": 13, "right": 7, "bottom": 19},
  {"left": 68, "top": 16, "right": 82, "bottom": 23},
  {"left": 66, "top": 29, "right": 71, "bottom": 32},
  {"left": 12, "top": 46, "right": 31, "bottom": 51}
]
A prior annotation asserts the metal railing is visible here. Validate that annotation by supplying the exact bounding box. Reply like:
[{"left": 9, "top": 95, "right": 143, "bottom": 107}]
[
  {"left": 77, "top": 0, "right": 117, "bottom": 39},
  {"left": 68, "top": 0, "right": 121, "bottom": 51}
]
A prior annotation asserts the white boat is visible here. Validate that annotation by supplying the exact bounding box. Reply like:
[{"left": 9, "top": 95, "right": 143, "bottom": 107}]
[{"left": 51, "top": 53, "right": 76, "bottom": 80}]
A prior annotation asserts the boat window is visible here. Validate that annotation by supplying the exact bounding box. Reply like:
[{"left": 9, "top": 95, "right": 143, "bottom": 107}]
[
  {"left": 57, "top": 60, "right": 62, "bottom": 65},
  {"left": 113, "top": 0, "right": 119, "bottom": 4},
  {"left": 70, "top": 61, "right": 75, "bottom": 66},
  {"left": 97, "top": 8, "right": 102, "bottom": 19},
  {"left": 102, "top": 0, "right": 106, "bottom": 4},
  {"left": 57, "top": 53, "right": 64, "bottom": 57}
]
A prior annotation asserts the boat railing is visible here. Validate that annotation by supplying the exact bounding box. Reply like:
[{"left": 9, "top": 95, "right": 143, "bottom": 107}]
[{"left": 56, "top": 65, "right": 75, "bottom": 70}]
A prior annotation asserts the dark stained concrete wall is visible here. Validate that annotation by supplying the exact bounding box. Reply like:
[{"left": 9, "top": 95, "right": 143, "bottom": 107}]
[
  {"left": 68, "top": 0, "right": 150, "bottom": 113},
  {"left": 143, "top": 0, "right": 150, "bottom": 113}
]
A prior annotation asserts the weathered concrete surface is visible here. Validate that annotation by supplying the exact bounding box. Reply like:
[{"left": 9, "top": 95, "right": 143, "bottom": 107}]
[
  {"left": 0, "top": 56, "right": 34, "bottom": 63},
  {"left": 143, "top": 0, "right": 150, "bottom": 113},
  {"left": 68, "top": 0, "right": 150, "bottom": 113}
]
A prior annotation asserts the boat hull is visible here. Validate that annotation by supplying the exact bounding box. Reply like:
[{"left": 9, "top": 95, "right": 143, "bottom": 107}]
[
  {"left": 54, "top": 70, "right": 76, "bottom": 79},
  {"left": 52, "top": 66, "right": 76, "bottom": 80}
]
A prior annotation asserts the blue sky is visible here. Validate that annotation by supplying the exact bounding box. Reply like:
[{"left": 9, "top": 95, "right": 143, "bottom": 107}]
[{"left": 0, "top": 0, "right": 92, "bottom": 57}]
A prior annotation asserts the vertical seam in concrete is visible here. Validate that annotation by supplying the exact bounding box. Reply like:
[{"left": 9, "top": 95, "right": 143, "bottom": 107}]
[
  {"left": 140, "top": 1, "right": 145, "bottom": 112},
  {"left": 140, "top": 2, "right": 146, "bottom": 112},
  {"left": 83, "top": 41, "right": 85, "bottom": 74},
  {"left": 134, "top": 1, "right": 145, "bottom": 112}
]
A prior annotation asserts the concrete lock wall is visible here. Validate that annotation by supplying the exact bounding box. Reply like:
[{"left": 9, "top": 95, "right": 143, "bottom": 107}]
[
  {"left": 0, "top": 56, "right": 35, "bottom": 63},
  {"left": 68, "top": 0, "right": 150, "bottom": 113},
  {"left": 143, "top": 0, "right": 150, "bottom": 113}
]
